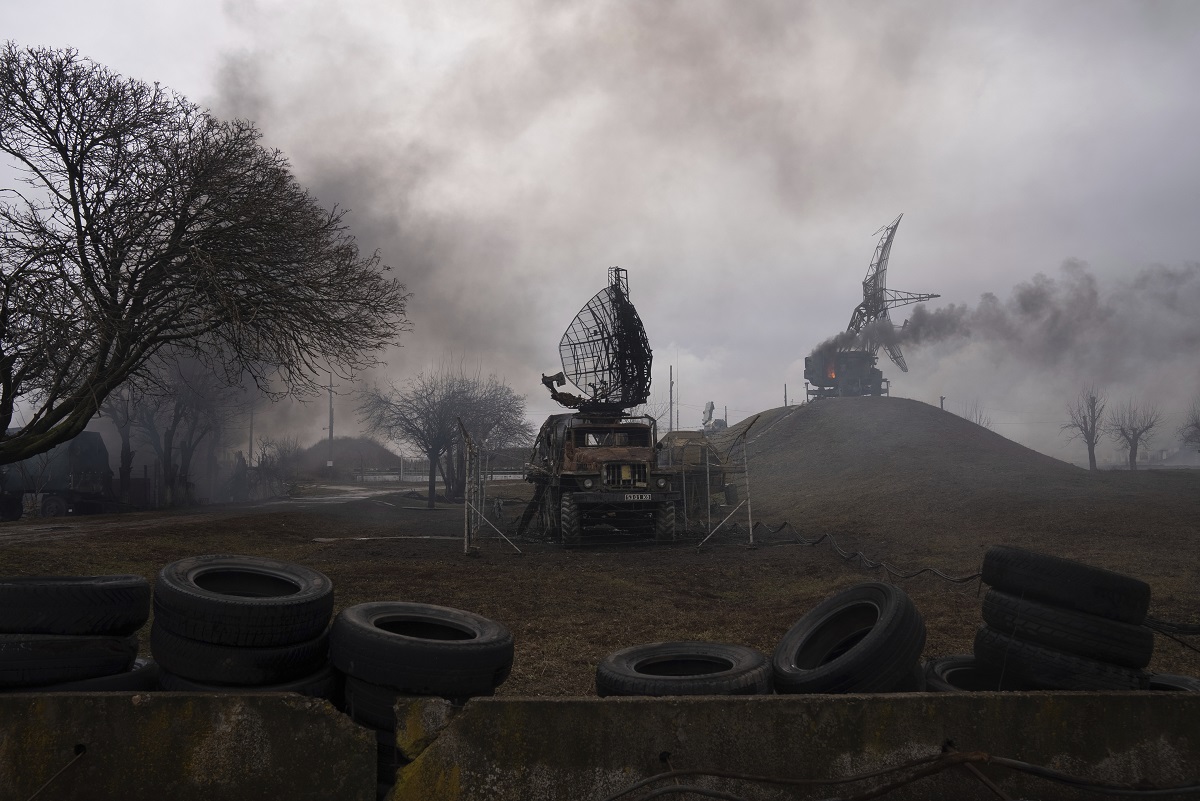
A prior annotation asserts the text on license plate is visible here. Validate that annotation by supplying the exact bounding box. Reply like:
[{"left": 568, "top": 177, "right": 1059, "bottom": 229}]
[{"left": 624, "top": 493, "right": 652, "bottom": 501}]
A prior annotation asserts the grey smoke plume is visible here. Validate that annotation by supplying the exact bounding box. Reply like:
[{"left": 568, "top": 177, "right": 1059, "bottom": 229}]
[{"left": 814, "top": 260, "right": 1200, "bottom": 387}]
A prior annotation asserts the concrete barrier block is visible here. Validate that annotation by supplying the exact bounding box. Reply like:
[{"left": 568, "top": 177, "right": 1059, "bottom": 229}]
[
  {"left": 0, "top": 692, "right": 376, "bottom": 801},
  {"left": 392, "top": 693, "right": 1200, "bottom": 801}
]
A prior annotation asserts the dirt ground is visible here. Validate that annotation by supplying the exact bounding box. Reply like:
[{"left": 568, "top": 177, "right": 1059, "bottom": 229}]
[{"left": 2, "top": 396, "right": 1198, "bottom": 697}]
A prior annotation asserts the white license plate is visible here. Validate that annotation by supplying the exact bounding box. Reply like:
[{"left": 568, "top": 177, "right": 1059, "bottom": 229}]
[{"left": 624, "top": 493, "right": 652, "bottom": 501}]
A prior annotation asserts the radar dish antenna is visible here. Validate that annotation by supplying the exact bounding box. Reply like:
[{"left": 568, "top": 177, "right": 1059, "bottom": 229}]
[
  {"left": 845, "top": 214, "right": 939, "bottom": 372},
  {"left": 542, "top": 267, "right": 652, "bottom": 415}
]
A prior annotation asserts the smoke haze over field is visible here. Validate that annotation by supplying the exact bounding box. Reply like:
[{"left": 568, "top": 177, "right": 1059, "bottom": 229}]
[{"left": 7, "top": 1, "right": 1200, "bottom": 466}]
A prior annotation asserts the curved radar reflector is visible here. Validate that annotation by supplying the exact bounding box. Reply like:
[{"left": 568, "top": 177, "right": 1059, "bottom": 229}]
[{"left": 558, "top": 267, "right": 652, "bottom": 412}]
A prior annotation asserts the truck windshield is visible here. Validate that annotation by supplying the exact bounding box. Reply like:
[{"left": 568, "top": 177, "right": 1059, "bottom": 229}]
[{"left": 576, "top": 430, "right": 649, "bottom": 447}]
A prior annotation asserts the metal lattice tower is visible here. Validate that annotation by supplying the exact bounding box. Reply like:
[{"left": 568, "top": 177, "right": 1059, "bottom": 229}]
[{"left": 845, "top": 214, "right": 940, "bottom": 372}]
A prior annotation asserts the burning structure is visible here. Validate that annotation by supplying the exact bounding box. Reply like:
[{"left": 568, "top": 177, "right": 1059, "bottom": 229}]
[
  {"left": 518, "top": 268, "right": 679, "bottom": 546},
  {"left": 804, "top": 214, "right": 939, "bottom": 399}
]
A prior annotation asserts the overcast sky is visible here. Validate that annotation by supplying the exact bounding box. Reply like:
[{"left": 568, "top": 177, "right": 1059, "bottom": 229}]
[{"left": 7, "top": 0, "right": 1200, "bottom": 465}]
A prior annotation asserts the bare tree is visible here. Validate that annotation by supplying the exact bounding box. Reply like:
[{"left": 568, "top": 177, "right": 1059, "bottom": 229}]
[
  {"left": 359, "top": 367, "right": 533, "bottom": 508},
  {"left": 131, "top": 358, "right": 244, "bottom": 506},
  {"left": 1180, "top": 399, "right": 1200, "bottom": 454},
  {"left": 1061, "top": 383, "right": 1106, "bottom": 470},
  {"left": 0, "top": 45, "right": 410, "bottom": 464},
  {"left": 254, "top": 436, "right": 303, "bottom": 498},
  {"left": 962, "top": 399, "right": 992, "bottom": 430},
  {"left": 1106, "top": 400, "right": 1162, "bottom": 470},
  {"left": 99, "top": 386, "right": 139, "bottom": 504}
]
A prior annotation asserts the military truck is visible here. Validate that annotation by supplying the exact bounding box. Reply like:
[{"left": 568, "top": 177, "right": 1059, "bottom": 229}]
[
  {"left": 803, "top": 350, "right": 888, "bottom": 399},
  {"left": 525, "top": 412, "right": 676, "bottom": 546},
  {"left": 0, "top": 431, "right": 114, "bottom": 521},
  {"left": 518, "top": 268, "right": 680, "bottom": 545}
]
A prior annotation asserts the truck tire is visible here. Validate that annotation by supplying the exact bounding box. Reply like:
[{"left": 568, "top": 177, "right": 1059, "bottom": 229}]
[
  {"left": 41, "top": 495, "right": 68, "bottom": 517},
  {"left": 981, "top": 589, "right": 1153, "bottom": 668},
  {"left": 0, "top": 633, "right": 138, "bottom": 688},
  {"left": 1146, "top": 673, "right": 1200, "bottom": 692},
  {"left": 596, "top": 641, "right": 772, "bottom": 697},
  {"left": 560, "top": 494, "right": 581, "bottom": 548},
  {"left": 7, "top": 657, "right": 160, "bottom": 692},
  {"left": 655, "top": 502, "right": 675, "bottom": 543},
  {"left": 981, "top": 546, "right": 1150, "bottom": 625},
  {"left": 330, "top": 602, "right": 513, "bottom": 699},
  {"left": 152, "top": 555, "right": 334, "bottom": 647},
  {"left": 923, "top": 655, "right": 1032, "bottom": 692},
  {"left": 772, "top": 582, "right": 926, "bottom": 694},
  {"left": 158, "top": 662, "right": 341, "bottom": 701},
  {"left": 342, "top": 675, "right": 425, "bottom": 731},
  {"left": 150, "top": 622, "right": 330, "bottom": 685},
  {"left": 0, "top": 575, "right": 151, "bottom": 636},
  {"left": 972, "top": 625, "right": 1148, "bottom": 691}
]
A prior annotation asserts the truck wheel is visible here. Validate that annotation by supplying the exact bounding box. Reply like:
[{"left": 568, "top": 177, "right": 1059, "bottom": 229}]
[
  {"left": 560, "top": 493, "right": 581, "bottom": 548},
  {"left": 41, "top": 496, "right": 68, "bottom": 517},
  {"left": 655, "top": 502, "right": 675, "bottom": 542}
]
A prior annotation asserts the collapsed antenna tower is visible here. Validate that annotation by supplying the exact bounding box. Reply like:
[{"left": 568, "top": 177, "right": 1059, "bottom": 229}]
[
  {"left": 542, "top": 267, "right": 652, "bottom": 415},
  {"left": 804, "top": 214, "right": 939, "bottom": 399},
  {"left": 847, "top": 214, "right": 940, "bottom": 372}
]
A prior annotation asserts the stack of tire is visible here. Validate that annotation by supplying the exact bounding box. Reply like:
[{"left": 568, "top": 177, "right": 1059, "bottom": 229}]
[
  {"left": 151, "top": 555, "right": 340, "bottom": 701},
  {"left": 329, "top": 602, "right": 515, "bottom": 795},
  {"left": 961, "top": 546, "right": 1153, "bottom": 691},
  {"left": 594, "top": 582, "right": 927, "bottom": 697},
  {"left": 0, "top": 575, "right": 158, "bottom": 692}
]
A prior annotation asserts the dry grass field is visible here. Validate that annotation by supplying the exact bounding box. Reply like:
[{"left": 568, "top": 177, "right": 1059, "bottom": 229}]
[{"left": 2, "top": 396, "right": 1198, "bottom": 696}]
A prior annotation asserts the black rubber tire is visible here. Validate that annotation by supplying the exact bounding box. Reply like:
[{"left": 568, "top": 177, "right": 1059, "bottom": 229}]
[
  {"left": 981, "top": 589, "right": 1153, "bottom": 668},
  {"left": 981, "top": 546, "right": 1151, "bottom": 625},
  {"left": 330, "top": 602, "right": 514, "bottom": 698},
  {"left": 1146, "top": 673, "right": 1200, "bottom": 692},
  {"left": 1, "top": 657, "right": 159, "bottom": 693},
  {"left": 972, "top": 625, "right": 1148, "bottom": 691},
  {"left": 157, "top": 662, "right": 342, "bottom": 700},
  {"left": 772, "top": 582, "right": 927, "bottom": 694},
  {"left": 150, "top": 621, "right": 329, "bottom": 685},
  {"left": 924, "top": 654, "right": 1033, "bottom": 692},
  {"left": 596, "top": 641, "right": 772, "bottom": 697},
  {"left": 560, "top": 494, "right": 581, "bottom": 548},
  {"left": 655, "top": 502, "right": 676, "bottom": 543},
  {"left": 0, "top": 633, "right": 138, "bottom": 688},
  {"left": 152, "top": 554, "right": 334, "bottom": 647},
  {"left": 0, "top": 574, "right": 151, "bottom": 636}
]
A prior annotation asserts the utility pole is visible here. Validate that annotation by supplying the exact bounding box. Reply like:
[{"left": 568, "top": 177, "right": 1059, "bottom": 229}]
[
  {"left": 784, "top": 384, "right": 788, "bottom": 407},
  {"left": 669, "top": 366, "right": 674, "bottom": 433},
  {"left": 327, "top": 373, "right": 335, "bottom": 470},
  {"left": 939, "top": 395, "right": 946, "bottom": 411}
]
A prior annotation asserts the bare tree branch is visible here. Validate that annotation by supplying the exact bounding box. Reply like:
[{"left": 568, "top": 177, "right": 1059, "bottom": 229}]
[
  {"left": 1, "top": 44, "right": 410, "bottom": 464},
  {"left": 1105, "top": 399, "right": 1161, "bottom": 470}
]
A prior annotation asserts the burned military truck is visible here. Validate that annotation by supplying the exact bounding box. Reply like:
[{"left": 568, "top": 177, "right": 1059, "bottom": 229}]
[
  {"left": 519, "top": 268, "right": 677, "bottom": 546},
  {"left": 0, "top": 431, "right": 114, "bottom": 521}
]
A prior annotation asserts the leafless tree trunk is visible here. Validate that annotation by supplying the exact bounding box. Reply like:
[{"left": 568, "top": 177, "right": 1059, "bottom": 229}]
[
  {"left": 1180, "top": 400, "right": 1200, "bottom": 454},
  {"left": 1106, "top": 400, "right": 1162, "bottom": 470},
  {"left": 1061, "top": 384, "right": 1106, "bottom": 470}
]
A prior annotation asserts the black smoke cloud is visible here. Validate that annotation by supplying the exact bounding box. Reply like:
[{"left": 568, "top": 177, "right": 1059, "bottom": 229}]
[{"left": 814, "top": 260, "right": 1200, "bottom": 388}]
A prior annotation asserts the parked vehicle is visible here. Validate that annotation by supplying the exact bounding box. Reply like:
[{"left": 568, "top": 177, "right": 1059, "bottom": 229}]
[{"left": 0, "top": 432, "right": 114, "bottom": 521}]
